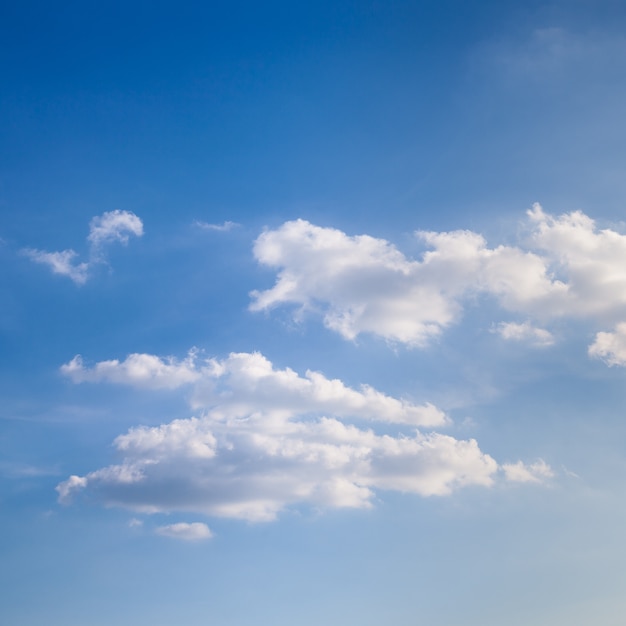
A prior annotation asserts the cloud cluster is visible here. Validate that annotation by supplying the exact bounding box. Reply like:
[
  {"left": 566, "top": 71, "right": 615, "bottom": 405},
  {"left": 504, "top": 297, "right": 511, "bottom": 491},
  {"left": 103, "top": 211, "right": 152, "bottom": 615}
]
[
  {"left": 250, "top": 205, "right": 626, "bottom": 355},
  {"left": 23, "top": 209, "right": 143, "bottom": 284},
  {"left": 57, "top": 350, "right": 548, "bottom": 522}
]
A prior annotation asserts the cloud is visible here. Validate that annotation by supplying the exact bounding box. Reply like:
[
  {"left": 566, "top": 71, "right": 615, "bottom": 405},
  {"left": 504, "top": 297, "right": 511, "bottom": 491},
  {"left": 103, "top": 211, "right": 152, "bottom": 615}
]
[
  {"left": 57, "top": 349, "right": 549, "bottom": 522},
  {"left": 250, "top": 206, "right": 626, "bottom": 355},
  {"left": 249, "top": 214, "right": 560, "bottom": 346},
  {"left": 155, "top": 522, "right": 213, "bottom": 541},
  {"left": 61, "top": 351, "right": 202, "bottom": 390},
  {"left": 194, "top": 220, "right": 240, "bottom": 232},
  {"left": 61, "top": 350, "right": 447, "bottom": 427},
  {"left": 588, "top": 323, "right": 626, "bottom": 366},
  {"left": 23, "top": 210, "right": 143, "bottom": 284},
  {"left": 56, "top": 475, "right": 87, "bottom": 502},
  {"left": 21, "top": 249, "right": 89, "bottom": 285},
  {"left": 88, "top": 210, "right": 144, "bottom": 248},
  {"left": 492, "top": 321, "right": 555, "bottom": 347},
  {"left": 502, "top": 460, "right": 554, "bottom": 484}
]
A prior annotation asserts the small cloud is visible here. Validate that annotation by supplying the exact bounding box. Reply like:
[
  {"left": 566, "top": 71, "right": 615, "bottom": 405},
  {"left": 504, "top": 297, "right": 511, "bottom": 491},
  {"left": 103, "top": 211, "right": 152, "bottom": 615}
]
[
  {"left": 194, "top": 220, "right": 240, "bottom": 232},
  {"left": 22, "top": 248, "right": 89, "bottom": 285},
  {"left": 502, "top": 459, "right": 553, "bottom": 483},
  {"left": 56, "top": 475, "right": 88, "bottom": 503},
  {"left": 492, "top": 321, "right": 555, "bottom": 347},
  {"left": 23, "top": 210, "right": 143, "bottom": 284},
  {"left": 88, "top": 210, "right": 144, "bottom": 248},
  {"left": 155, "top": 522, "right": 213, "bottom": 541},
  {"left": 128, "top": 518, "right": 143, "bottom": 528},
  {"left": 588, "top": 323, "right": 626, "bottom": 366}
]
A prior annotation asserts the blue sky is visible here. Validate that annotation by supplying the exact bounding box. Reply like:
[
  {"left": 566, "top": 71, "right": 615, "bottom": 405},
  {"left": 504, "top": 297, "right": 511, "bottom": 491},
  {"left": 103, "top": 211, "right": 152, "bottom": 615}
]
[{"left": 3, "top": 1, "right": 626, "bottom": 624}]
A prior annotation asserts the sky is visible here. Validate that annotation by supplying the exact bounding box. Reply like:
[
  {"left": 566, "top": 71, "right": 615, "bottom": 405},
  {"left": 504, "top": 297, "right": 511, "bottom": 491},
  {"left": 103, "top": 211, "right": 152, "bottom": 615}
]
[{"left": 2, "top": 1, "right": 626, "bottom": 624}]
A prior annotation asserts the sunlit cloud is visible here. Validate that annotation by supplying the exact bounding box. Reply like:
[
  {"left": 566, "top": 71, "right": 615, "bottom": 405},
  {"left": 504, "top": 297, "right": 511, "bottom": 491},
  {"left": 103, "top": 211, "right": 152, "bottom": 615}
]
[
  {"left": 251, "top": 205, "right": 626, "bottom": 358},
  {"left": 57, "top": 350, "right": 550, "bottom": 523}
]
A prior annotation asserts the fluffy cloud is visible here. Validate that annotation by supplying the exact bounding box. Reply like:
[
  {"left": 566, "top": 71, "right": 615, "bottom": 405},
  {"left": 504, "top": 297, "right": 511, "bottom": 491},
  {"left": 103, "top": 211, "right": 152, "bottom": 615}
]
[
  {"left": 23, "top": 210, "right": 143, "bottom": 284},
  {"left": 588, "top": 323, "right": 626, "bottom": 366},
  {"left": 250, "top": 206, "right": 626, "bottom": 353},
  {"left": 62, "top": 350, "right": 447, "bottom": 427},
  {"left": 61, "top": 351, "right": 202, "bottom": 390},
  {"left": 88, "top": 210, "right": 144, "bottom": 247},
  {"left": 155, "top": 522, "right": 213, "bottom": 541},
  {"left": 57, "top": 350, "right": 550, "bottom": 522}
]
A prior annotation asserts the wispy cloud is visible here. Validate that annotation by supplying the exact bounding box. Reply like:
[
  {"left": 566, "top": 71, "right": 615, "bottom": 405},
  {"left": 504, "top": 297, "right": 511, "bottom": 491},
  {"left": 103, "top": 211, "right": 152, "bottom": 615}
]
[
  {"left": 57, "top": 350, "right": 549, "bottom": 523},
  {"left": 22, "top": 249, "right": 89, "bottom": 285},
  {"left": 474, "top": 26, "right": 626, "bottom": 85},
  {"left": 23, "top": 209, "right": 143, "bottom": 284},
  {"left": 193, "top": 220, "right": 240, "bottom": 232}
]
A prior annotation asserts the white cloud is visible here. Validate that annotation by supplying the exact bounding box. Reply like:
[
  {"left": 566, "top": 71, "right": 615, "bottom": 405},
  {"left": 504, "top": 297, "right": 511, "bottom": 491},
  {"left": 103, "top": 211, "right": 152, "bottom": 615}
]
[
  {"left": 57, "top": 349, "right": 548, "bottom": 522},
  {"left": 502, "top": 459, "right": 554, "bottom": 484},
  {"left": 56, "top": 411, "right": 499, "bottom": 521},
  {"left": 61, "top": 351, "right": 202, "bottom": 390},
  {"left": 250, "top": 206, "right": 626, "bottom": 354},
  {"left": 88, "top": 210, "right": 144, "bottom": 247},
  {"left": 249, "top": 215, "right": 560, "bottom": 346},
  {"left": 493, "top": 321, "right": 555, "bottom": 347},
  {"left": 155, "top": 522, "right": 213, "bottom": 541},
  {"left": 526, "top": 204, "right": 626, "bottom": 318},
  {"left": 62, "top": 350, "right": 447, "bottom": 427},
  {"left": 23, "top": 209, "right": 143, "bottom": 284},
  {"left": 588, "top": 323, "right": 626, "bottom": 366},
  {"left": 22, "top": 249, "right": 89, "bottom": 285},
  {"left": 56, "top": 475, "right": 88, "bottom": 502},
  {"left": 194, "top": 220, "right": 240, "bottom": 232}
]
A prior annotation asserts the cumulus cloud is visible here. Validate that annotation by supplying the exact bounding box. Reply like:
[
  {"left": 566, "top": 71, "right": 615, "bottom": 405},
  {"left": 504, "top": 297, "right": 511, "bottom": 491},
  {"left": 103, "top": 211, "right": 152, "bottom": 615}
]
[
  {"left": 492, "top": 321, "right": 555, "bottom": 347},
  {"left": 57, "top": 349, "right": 550, "bottom": 523},
  {"left": 249, "top": 214, "right": 560, "bottom": 346},
  {"left": 155, "top": 522, "right": 213, "bottom": 541},
  {"left": 250, "top": 206, "right": 626, "bottom": 357},
  {"left": 588, "top": 323, "right": 626, "bottom": 366},
  {"left": 23, "top": 210, "right": 143, "bottom": 284}
]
